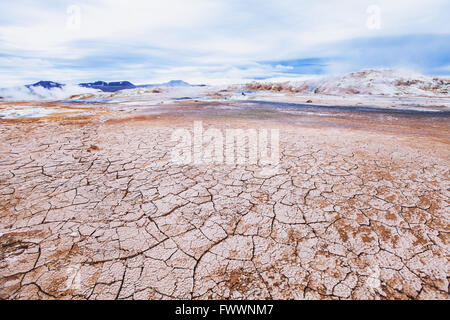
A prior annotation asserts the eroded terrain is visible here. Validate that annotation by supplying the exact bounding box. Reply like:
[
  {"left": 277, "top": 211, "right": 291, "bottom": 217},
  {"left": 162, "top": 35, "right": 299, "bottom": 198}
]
[{"left": 0, "top": 101, "right": 449, "bottom": 300}]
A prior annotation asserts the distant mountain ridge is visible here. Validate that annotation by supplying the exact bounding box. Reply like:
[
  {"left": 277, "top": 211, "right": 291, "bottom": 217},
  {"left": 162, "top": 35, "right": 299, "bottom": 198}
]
[
  {"left": 25, "top": 81, "right": 65, "bottom": 90},
  {"left": 24, "top": 79, "right": 192, "bottom": 92},
  {"left": 135, "top": 80, "right": 191, "bottom": 88},
  {"left": 157, "top": 80, "right": 190, "bottom": 87},
  {"left": 79, "top": 81, "right": 136, "bottom": 92}
]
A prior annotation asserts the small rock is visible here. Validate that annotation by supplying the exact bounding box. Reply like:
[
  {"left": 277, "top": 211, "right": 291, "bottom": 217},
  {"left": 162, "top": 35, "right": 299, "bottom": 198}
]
[{"left": 87, "top": 145, "right": 100, "bottom": 152}]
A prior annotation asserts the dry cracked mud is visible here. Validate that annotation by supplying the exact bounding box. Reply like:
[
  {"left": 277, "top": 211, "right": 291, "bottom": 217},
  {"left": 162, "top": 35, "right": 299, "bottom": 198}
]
[{"left": 0, "top": 102, "right": 449, "bottom": 300}]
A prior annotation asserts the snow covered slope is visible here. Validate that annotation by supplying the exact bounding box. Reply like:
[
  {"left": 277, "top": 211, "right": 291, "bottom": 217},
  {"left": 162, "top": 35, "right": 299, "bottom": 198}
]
[{"left": 244, "top": 69, "right": 449, "bottom": 97}]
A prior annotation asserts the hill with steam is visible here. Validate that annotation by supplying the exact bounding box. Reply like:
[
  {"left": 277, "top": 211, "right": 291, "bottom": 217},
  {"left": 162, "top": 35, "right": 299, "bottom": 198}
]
[{"left": 244, "top": 69, "right": 449, "bottom": 97}]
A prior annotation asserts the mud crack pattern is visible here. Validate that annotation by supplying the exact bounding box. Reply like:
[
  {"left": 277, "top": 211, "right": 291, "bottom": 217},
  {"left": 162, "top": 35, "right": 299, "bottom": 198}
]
[{"left": 0, "top": 119, "right": 449, "bottom": 300}]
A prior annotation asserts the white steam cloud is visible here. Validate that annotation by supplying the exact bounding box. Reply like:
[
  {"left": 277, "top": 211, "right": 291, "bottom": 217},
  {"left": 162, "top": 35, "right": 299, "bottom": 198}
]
[{"left": 0, "top": 85, "right": 100, "bottom": 101}]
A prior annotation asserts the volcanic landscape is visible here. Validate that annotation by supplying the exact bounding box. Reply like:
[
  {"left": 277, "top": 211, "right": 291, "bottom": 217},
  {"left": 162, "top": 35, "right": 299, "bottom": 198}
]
[{"left": 0, "top": 72, "right": 449, "bottom": 300}]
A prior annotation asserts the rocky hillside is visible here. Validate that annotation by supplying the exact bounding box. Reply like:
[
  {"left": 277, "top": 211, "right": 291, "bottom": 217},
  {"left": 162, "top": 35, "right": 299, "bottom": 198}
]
[{"left": 244, "top": 69, "right": 449, "bottom": 97}]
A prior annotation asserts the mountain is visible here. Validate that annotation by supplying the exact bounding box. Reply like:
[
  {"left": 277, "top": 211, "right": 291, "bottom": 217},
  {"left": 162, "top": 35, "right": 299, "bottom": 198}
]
[
  {"left": 138, "top": 80, "right": 191, "bottom": 88},
  {"left": 162, "top": 80, "right": 190, "bottom": 87},
  {"left": 25, "top": 81, "right": 65, "bottom": 89},
  {"left": 244, "top": 69, "right": 449, "bottom": 97},
  {"left": 79, "top": 81, "right": 136, "bottom": 92},
  {"left": 1, "top": 78, "right": 192, "bottom": 100},
  {"left": 22, "top": 79, "right": 190, "bottom": 93},
  {"left": 309, "top": 69, "right": 449, "bottom": 96}
]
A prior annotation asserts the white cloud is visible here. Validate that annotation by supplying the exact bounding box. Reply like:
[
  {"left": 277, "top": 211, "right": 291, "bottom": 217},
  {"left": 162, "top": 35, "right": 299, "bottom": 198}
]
[{"left": 0, "top": 0, "right": 449, "bottom": 85}]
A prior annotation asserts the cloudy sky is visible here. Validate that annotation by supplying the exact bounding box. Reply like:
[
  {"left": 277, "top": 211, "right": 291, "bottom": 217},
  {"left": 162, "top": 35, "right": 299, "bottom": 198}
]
[{"left": 0, "top": 0, "right": 449, "bottom": 86}]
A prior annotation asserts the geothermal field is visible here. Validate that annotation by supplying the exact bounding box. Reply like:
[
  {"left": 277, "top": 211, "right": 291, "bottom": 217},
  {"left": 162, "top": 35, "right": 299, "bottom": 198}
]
[{"left": 0, "top": 70, "right": 449, "bottom": 300}]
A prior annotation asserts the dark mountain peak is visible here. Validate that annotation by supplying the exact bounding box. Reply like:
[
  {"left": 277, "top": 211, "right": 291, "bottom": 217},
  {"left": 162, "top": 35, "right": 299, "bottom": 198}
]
[
  {"left": 26, "top": 81, "right": 65, "bottom": 89},
  {"left": 78, "top": 81, "right": 136, "bottom": 92},
  {"left": 108, "top": 81, "right": 134, "bottom": 87},
  {"left": 93, "top": 81, "right": 108, "bottom": 86},
  {"left": 78, "top": 81, "right": 107, "bottom": 87}
]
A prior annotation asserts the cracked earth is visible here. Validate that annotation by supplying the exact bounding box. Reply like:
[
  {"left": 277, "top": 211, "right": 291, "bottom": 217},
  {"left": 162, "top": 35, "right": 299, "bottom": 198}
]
[{"left": 0, "top": 102, "right": 449, "bottom": 300}]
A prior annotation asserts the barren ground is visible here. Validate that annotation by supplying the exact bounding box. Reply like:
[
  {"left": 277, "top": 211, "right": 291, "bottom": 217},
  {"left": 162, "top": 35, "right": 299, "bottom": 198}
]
[{"left": 0, "top": 100, "right": 449, "bottom": 299}]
